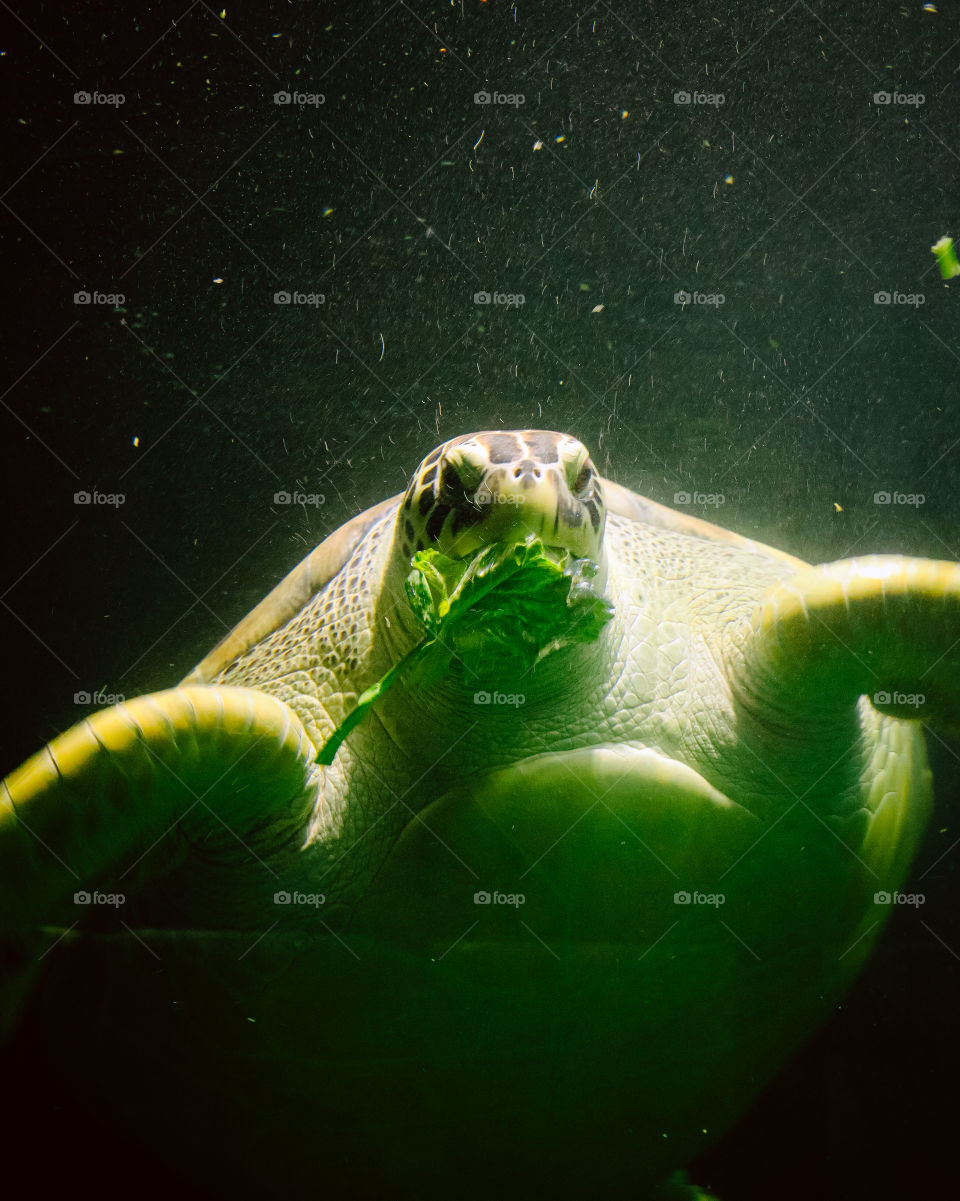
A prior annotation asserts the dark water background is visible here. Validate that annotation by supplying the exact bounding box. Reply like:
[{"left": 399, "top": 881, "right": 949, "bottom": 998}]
[{"left": 2, "top": 2, "right": 959, "bottom": 1197}]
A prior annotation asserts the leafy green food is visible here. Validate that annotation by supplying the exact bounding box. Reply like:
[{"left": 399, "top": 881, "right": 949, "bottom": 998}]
[
  {"left": 405, "top": 538, "right": 614, "bottom": 682},
  {"left": 931, "top": 235, "right": 960, "bottom": 280},
  {"left": 316, "top": 536, "right": 613, "bottom": 766}
]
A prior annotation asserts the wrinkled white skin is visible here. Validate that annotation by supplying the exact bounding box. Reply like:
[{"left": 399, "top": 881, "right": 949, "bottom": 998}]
[
  {"left": 215, "top": 506, "right": 912, "bottom": 886},
  {"left": 92, "top": 502, "right": 918, "bottom": 1199}
]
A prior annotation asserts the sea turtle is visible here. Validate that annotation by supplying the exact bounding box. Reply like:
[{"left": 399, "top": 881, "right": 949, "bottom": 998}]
[{"left": 2, "top": 428, "right": 959, "bottom": 1200}]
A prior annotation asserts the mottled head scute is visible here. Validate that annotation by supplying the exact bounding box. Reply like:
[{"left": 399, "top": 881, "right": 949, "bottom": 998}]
[{"left": 395, "top": 428, "right": 605, "bottom": 565}]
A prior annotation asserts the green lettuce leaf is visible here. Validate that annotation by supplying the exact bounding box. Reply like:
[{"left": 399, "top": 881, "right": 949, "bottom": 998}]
[
  {"left": 316, "top": 535, "right": 612, "bottom": 765},
  {"left": 405, "top": 538, "right": 613, "bottom": 680}
]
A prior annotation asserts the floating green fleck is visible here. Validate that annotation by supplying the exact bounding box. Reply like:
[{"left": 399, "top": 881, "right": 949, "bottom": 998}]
[
  {"left": 316, "top": 536, "right": 613, "bottom": 765},
  {"left": 931, "top": 235, "right": 960, "bottom": 280}
]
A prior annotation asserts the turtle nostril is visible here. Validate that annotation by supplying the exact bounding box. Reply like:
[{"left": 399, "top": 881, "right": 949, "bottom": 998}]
[{"left": 513, "top": 462, "right": 542, "bottom": 481}]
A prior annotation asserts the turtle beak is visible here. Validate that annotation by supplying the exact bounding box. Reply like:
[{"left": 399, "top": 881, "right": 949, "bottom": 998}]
[
  {"left": 482, "top": 458, "right": 550, "bottom": 503},
  {"left": 467, "top": 462, "right": 602, "bottom": 563}
]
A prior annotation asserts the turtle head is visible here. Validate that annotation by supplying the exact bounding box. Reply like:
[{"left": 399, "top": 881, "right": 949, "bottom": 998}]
[
  {"left": 395, "top": 429, "right": 605, "bottom": 564},
  {"left": 375, "top": 427, "right": 610, "bottom": 683}
]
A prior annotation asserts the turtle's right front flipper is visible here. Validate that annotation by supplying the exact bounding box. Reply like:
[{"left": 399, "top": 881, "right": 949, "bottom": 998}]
[
  {"left": 732, "top": 555, "right": 960, "bottom": 742},
  {"left": 0, "top": 686, "right": 318, "bottom": 1037}
]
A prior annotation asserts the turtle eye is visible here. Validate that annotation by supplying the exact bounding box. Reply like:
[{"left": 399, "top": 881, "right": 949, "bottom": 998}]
[
  {"left": 572, "top": 460, "right": 594, "bottom": 495},
  {"left": 440, "top": 454, "right": 484, "bottom": 501}
]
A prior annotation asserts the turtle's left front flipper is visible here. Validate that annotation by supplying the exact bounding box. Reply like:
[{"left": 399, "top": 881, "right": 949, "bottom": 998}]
[
  {"left": 0, "top": 686, "right": 318, "bottom": 1038},
  {"left": 733, "top": 555, "right": 960, "bottom": 741}
]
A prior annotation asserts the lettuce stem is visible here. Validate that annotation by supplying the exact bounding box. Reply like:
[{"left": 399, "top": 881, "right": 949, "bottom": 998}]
[{"left": 315, "top": 637, "right": 432, "bottom": 765}]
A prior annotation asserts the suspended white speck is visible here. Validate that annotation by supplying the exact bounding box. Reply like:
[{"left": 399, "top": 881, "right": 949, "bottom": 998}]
[
  {"left": 533, "top": 140, "right": 544, "bottom": 151},
  {"left": 213, "top": 277, "right": 224, "bottom": 284}
]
